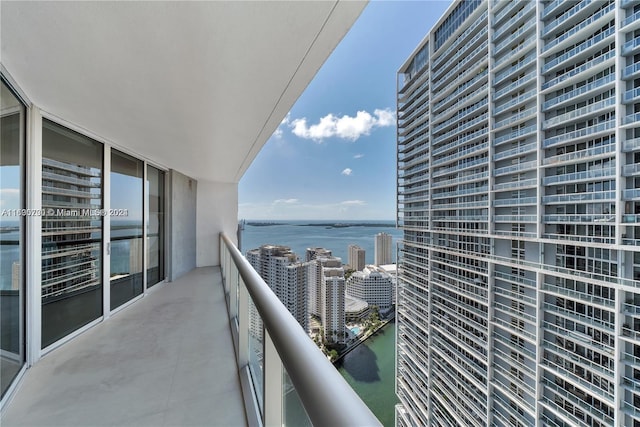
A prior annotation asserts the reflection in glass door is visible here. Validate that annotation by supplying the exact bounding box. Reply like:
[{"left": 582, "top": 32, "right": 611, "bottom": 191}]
[
  {"left": 146, "top": 166, "right": 165, "bottom": 287},
  {"left": 41, "top": 119, "right": 103, "bottom": 348},
  {"left": 1, "top": 80, "right": 25, "bottom": 398},
  {"left": 110, "top": 150, "right": 144, "bottom": 310}
]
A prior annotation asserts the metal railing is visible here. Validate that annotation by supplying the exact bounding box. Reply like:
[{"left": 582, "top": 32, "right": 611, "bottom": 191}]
[{"left": 220, "top": 233, "right": 381, "bottom": 427}]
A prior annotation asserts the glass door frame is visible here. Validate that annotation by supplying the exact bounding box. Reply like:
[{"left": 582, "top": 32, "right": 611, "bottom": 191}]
[{"left": 0, "top": 73, "right": 28, "bottom": 410}]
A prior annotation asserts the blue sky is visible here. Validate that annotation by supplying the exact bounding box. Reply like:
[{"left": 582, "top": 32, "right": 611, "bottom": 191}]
[{"left": 239, "top": 1, "right": 452, "bottom": 221}]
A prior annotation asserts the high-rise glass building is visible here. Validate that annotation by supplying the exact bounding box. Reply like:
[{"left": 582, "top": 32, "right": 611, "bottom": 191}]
[{"left": 396, "top": 1, "right": 640, "bottom": 426}]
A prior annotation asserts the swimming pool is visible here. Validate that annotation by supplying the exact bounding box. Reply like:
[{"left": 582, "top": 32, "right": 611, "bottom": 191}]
[{"left": 351, "top": 327, "right": 360, "bottom": 335}]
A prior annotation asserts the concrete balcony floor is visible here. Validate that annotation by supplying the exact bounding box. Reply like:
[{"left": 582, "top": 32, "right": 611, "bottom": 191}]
[{"left": 2, "top": 267, "right": 247, "bottom": 426}]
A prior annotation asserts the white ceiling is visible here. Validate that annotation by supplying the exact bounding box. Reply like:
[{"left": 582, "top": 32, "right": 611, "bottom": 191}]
[{"left": 1, "top": 1, "right": 366, "bottom": 183}]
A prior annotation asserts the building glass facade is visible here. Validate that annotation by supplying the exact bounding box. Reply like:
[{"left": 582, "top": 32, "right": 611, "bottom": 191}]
[{"left": 396, "top": 1, "right": 640, "bottom": 425}]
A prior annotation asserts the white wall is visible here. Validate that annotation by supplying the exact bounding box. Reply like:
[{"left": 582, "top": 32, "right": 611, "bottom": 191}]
[
  {"left": 169, "top": 170, "right": 197, "bottom": 280},
  {"left": 196, "top": 180, "right": 238, "bottom": 267}
]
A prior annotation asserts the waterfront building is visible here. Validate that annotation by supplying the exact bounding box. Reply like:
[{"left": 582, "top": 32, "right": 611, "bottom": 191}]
[
  {"left": 345, "top": 294, "right": 370, "bottom": 323},
  {"left": 246, "top": 245, "right": 309, "bottom": 334},
  {"left": 374, "top": 232, "right": 393, "bottom": 265},
  {"left": 348, "top": 244, "right": 366, "bottom": 271},
  {"left": 397, "top": 1, "right": 640, "bottom": 426},
  {"left": 307, "top": 247, "right": 332, "bottom": 317},
  {"left": 346, "top": 265, "right": 393, "bottom": 310},
  {"left": 0, "top": 3, "right": 371, "bottom": 423},
  {"left": 318, "top": 256, "right": 346, "bottom": 344},
  {"left": 305, "top": 248, "right": 332, "bottom": 317}
]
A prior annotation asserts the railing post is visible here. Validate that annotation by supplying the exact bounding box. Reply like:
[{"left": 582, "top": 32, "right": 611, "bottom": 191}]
[
  {"left": 263, "top": 330, "right": 284, "bottom": 427},
  {"left": 237, "top": 276, "right": 249, "bottom": 368}
]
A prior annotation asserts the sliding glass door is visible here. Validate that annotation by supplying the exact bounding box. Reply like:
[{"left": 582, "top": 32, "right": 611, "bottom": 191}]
[
  {"left": 110, "top": 150, "right": 143, "bottom": 310},
  {"left": 146, "top": 166, "right": 165, "bottom": 287},
  {"left": 41, "top": 119, "right": 103, "bottom": 348},
  {"left": 1, "top": 80, "right": 26, "bottom": 398}
]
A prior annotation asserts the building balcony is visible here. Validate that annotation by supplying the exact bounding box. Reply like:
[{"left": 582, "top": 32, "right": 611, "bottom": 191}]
[
  {"left": 2, "top": 266, "right": 248, "bottom": 426},
  {"left": 541, "top": 49, "right": 614, "bottom": 91},
  {"left": 541, "top": 26, "right": 615, "bottom": 75}
]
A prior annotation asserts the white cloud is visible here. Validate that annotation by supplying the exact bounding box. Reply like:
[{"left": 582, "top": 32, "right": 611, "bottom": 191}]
[
  {"left": 353, "top": 154, "right": 364, "bottom": 159},
  {"left": 272, "top": 198, "right": 299, "bottom": 205},
  {"left": 289, "top": 108, "right": 395, "bottom": 142},
  {"left": 341, "top": 168, "right": 352, "bottom": 176},
  {"left": 340, "top": 200, "right": 366, "bottom": 206}
]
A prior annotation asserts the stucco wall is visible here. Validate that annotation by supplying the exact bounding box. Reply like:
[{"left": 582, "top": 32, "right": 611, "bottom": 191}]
[
  {"left": 196, "top": 180, "right": 238, "bottom": 267},
  {"left": 168, "top": 170, "right": 197, "bottom": 281}
]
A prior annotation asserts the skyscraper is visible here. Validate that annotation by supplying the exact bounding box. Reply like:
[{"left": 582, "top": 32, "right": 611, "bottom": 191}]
[
  {"left": 246, "top": 245, "right": 309, "bottom": 333},
  {"left": 318, "top": 256, "right": 346, "bottom": 345},
  {"left": 374, "top": 232, "right": 392, "bottom": 265},
  {"left": 306, "top": 247, "right": 332, "bottom": 317},
  {"left": 348, "top": 244, "right": 366, "bottom": 271},
  {"left": 397, "top": 1, "right": 640, "bottom": 426}
]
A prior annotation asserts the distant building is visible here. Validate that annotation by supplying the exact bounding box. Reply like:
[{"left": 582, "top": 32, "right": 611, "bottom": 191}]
[
  {"left": 374, "top": 232, "right": 392, "bottom": 265},
  {"left": 347, "top": 244, "right": 365, "bottom": 271},
  {"left": 317, "top": 256, "right": 346, "bottom": 344},
  {"left": 306, "top": 247, "right": 332, "bottom": 317},
  {"left": 346, "top": 265, "right": 393, "bottom": 310},
  {"left": 305, "top": 247, "right": 332, "bottom": 262},
  {"left": 246, "top": 245, "right": 309, "bottom": 338}
]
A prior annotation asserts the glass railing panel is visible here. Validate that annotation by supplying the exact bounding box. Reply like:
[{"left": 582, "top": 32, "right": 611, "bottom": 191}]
[
  {"left": 283, "top": 369, "right": 312, "bottom": 427},
  {"left": 543, "top": 142, "right": 616, "bottom": 165},
  {"left": 623, "top": 36, "right": 640, "bottom": 55},
  {"left": 624, "top": 87, "right": 640, "bottom": 103},
  {"left": 623, "top": 62, "right": 640, "bottom": 80},
  {"left": 624, "top": 9, "right": 640, "bottom": 27},
  {"left": 624, "top": 163, "right": 640, "bottom": 176},
  {"left": 542, "top": 190, "right": 615, "bottom": 203},
  {"left": 542, "top": 167, "right": 615, "bottom": 185},
  {"left": 248, "top": 294, "right": 264, "bottom": 413},
  {"left": 624, "top": 189, "right": 640, "bottom": 200},
  {"left": 625, "top": 112, "right": 640, "bottom": 125}
]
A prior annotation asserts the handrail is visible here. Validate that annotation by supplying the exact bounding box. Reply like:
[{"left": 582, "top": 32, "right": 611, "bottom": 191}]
[{"left": 220, "top": 233, "right": 381, "bottom": 427}]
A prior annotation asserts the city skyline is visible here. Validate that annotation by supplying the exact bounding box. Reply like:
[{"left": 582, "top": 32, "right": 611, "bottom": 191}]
[{"left": 238, "top": 1, "right": 452, "bottom": 221}]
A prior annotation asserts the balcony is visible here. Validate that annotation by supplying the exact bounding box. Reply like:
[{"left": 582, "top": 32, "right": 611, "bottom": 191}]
[
  {"left": 1, "top": 267, "right": 247, "bottom": 426},
  {"left": 2, "top": 236, "right": 379, "bottom": 426}
]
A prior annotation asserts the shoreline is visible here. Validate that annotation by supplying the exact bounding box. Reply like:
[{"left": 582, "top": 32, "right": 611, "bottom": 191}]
[{"left": 333, "top": 313, "right": 395, "bottom": 364}]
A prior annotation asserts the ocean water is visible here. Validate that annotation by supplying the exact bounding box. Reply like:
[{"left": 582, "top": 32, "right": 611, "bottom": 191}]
[{"left": 240, "top": 220, "right": 402, "bottom": 264}]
